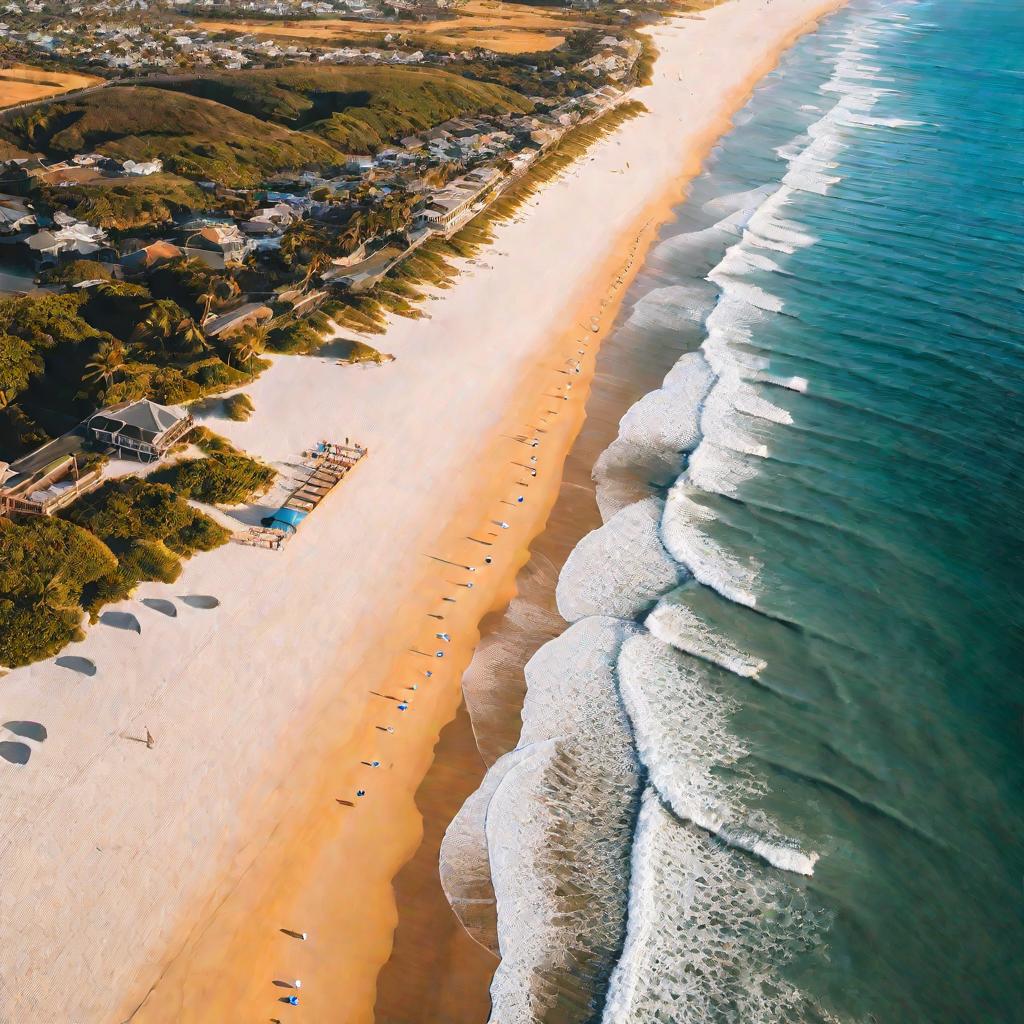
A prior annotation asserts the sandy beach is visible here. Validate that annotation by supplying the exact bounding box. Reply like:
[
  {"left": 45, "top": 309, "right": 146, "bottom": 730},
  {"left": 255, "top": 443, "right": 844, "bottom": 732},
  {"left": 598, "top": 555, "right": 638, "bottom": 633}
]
[{"left": 0, "top": 2, "right": 845, "bottom": 1020}]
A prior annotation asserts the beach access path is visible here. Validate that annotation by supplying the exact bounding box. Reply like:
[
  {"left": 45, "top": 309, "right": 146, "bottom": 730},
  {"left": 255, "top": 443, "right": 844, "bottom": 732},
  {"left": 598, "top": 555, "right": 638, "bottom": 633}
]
[{"left": 0, "top": 1, "right": 846, "bottom": 1019}]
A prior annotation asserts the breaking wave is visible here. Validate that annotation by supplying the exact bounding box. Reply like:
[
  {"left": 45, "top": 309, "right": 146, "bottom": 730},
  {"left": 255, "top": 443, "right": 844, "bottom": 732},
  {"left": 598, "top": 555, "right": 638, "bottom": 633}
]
[{"left": 442, "top": 5, "right": 923, "bottom": 1020}]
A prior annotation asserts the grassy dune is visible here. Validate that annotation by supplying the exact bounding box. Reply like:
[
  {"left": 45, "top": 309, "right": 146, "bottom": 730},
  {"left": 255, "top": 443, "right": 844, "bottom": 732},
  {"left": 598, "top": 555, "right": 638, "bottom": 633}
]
[
  {"left": 3, "top": 86, "right": 341, "bottom": 187},
  {"left": 152, "top": 65, "right": 533, "bottom": 153}
]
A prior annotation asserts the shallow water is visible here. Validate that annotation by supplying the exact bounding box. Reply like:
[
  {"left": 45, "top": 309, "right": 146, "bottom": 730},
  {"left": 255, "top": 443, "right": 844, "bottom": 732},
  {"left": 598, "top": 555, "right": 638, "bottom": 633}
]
[{"left": 445, "top": 1, "right": 1024, "bottom": 1019}]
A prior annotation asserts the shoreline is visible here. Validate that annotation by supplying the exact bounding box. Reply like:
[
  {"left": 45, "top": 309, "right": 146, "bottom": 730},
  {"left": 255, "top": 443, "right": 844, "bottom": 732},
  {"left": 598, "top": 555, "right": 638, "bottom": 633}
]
[
  {"left": 0, "top": 3, "right": 847, "bottom": 1021},
  {"left": 373, "top": 0, "right": 851, "bottom": 1018}
]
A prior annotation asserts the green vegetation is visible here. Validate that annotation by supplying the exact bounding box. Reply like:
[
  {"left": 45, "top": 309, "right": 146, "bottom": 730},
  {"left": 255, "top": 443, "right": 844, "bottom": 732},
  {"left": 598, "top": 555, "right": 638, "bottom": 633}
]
[
  {"left": 63, "top": 477, "right": 229, "bottom": 614},
  {"left": 4, "top": 86, "right": 341, "bottom": 188},
  {"left": 0, "top": 268, "right": 253, "bottom": 460},
  {"left": 152, "top": 430, "right": 275, "bottom": 505},
  {"left": 42, "top": 173, "right": 214, "bottom": 231},
  {"left": 335, "top": 339, "right": 394, "bottom": 365},
  {"left": 0, "top": 476, "right": 230, "bottom": 667},
  {"left": 154, "top": 65, "right": 533, "bottom": 153},
  {"left": 223, "top": 392, "right": 254, "bottom": 421},
  {"left": 0, "top": 515, "right": 117, "bottom": 668},
  {"left": 40, "top": 260, "right": 113, "bottom": 286}
]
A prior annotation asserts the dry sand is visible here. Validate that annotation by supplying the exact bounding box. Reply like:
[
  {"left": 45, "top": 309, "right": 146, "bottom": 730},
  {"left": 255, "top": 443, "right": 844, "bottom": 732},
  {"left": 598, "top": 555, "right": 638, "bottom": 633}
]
[
  {"left": 0, "top": 65, "right": 100, "bottom": 108},
  {"left": 200, "top": 0, "right": 581, "bottom": 54},
  {"left": 0, "top": 1, "right": 845, "bottom": 1020}
]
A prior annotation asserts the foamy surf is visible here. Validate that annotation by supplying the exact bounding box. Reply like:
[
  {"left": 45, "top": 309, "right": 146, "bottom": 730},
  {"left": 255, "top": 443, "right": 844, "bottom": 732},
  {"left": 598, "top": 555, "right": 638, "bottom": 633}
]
[{"left": 441, "top": 6, "right": 932, "bottom": 1019}]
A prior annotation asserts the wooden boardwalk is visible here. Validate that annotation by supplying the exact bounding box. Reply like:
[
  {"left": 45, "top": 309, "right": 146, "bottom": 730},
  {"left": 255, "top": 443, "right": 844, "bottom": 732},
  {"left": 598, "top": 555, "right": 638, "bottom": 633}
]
[{"left": 233, "top": 440, "right": 368, "bottom": 550}]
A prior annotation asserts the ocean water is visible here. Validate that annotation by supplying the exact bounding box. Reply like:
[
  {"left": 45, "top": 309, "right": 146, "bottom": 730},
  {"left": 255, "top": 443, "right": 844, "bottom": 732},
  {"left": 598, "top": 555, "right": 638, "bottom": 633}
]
[{"left": 443, "top": 1, "right": 1024, "bottom": 1020}]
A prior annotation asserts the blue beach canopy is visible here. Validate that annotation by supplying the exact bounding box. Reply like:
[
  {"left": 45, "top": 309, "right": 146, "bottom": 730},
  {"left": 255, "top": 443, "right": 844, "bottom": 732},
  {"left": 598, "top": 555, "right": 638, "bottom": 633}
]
[{"left": 268, "top": 507, "right": 308, "bottom": 533}]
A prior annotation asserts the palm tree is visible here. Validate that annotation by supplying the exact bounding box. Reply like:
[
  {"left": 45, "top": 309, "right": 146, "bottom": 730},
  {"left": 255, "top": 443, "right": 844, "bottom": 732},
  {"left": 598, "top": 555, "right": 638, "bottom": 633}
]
[
  {"left": 302, "top": 251, "right": 331, "bottom": 291},
  {"left": 176, "top": 317, "right": 208, "bottom": 355},
  {"left": 83, "top": 341, "right": 126, "bottom": 390},
  {"left": 198, "top": 288, "right": 217, "bottom": 325},
  {"left": 230, "top": 322, "right": 269, "bottom": 378},
  {"left": 139, "top": 301, "right": 175, "bottom": 353}
]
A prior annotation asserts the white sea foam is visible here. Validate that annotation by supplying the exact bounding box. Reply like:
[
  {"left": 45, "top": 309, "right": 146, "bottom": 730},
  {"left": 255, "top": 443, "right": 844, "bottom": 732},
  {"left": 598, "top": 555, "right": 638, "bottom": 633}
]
[
  {"left": 593, "top": 351, "right": 715, "bottom": 519},
  {"left": 701, "top": 183, "right": 778, "bottom": 219},
  {"left": 661, "top": 482, "right": 760, "bottom": 606},
  {"left": 758, "top": 371, "right": 809, "bottom": 392},
  {"left": 645, "top": 586, "right": 766, "bottom": 678},
  {"left": 556, "top": 497, "right": 681, "bottom": 623},
  {"left": 484, "top": 617, "right": 643, "bottom": 1022},
  {"left": 624, "top": 281, "right": 716, "bottom": 332},
  {"left": 602, "top": 790, "right": 832, "bottom": 1024},
  {"left": 618, "top": 632, "right": 819, "bottom": 874},
  {"left": 440, "top": 746, "right": 522, "bottom": 956}
]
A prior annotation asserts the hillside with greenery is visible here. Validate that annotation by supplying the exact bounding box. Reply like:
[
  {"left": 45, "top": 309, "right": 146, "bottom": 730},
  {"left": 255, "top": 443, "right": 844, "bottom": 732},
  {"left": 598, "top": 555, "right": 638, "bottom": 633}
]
[
  {"left": 150, "top": 65, "right": 533, "bottom": 153},
  {"left": 40, "top": 173, "right": 215, "bottom": 231},
  {"left": 2, "top": 87, "right": 342, "bottom": 187}
]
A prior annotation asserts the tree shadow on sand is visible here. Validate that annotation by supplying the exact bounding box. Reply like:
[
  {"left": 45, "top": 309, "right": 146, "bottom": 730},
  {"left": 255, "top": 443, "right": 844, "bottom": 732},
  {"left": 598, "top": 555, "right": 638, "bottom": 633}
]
[
  {"left": 3, "top": 721, "right": 47, "bottom": 742},
  {"left": 142, "top": 598, "right": 177, "bottom": 618},
  {"left": 55, "top": 655, "right": 97, "bottom": 676},
  {"left": 100, "top": 611, "right": 142, "bottom": 633},
  {"left": 0, "top": 741, "right": 31, "bottom": 765}
]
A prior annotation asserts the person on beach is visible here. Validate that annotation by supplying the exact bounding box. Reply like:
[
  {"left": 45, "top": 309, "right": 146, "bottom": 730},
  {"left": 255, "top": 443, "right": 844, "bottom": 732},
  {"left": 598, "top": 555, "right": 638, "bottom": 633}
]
[
  {"left": 145, "top": 728, "right": 154, "bottom": 750},
  {"left": 357, "top": 789, "right": 366, "bottom": 798},
  {"left": 398, "top": 703, "right": 409, "bottom": 712}
]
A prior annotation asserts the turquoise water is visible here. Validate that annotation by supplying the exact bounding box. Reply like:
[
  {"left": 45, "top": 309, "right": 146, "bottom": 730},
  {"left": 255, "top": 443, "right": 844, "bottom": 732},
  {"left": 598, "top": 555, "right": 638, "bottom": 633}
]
[{"left": 445, "top": 1, "right": 1024, "bottom": 1019}]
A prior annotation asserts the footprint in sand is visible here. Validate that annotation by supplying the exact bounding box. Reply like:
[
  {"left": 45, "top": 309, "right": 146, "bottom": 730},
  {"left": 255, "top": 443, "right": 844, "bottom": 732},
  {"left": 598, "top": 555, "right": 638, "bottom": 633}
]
[
  {"left": 180, "top": 595, "right": 220, "bottom": 610},
  {"left": 100, "top": 611, "right": 142, "bottom": 633},
  {"left": 141, "top": 598, "right": 178, "bottom": 618},
  {"left": 55, "top": 655, "right": 97, "bottom": 677}
]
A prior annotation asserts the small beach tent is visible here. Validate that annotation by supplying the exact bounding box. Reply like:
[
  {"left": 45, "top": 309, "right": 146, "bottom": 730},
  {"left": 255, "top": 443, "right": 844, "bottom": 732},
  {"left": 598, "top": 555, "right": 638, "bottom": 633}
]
[{"left": 263, "top": 507, "right": 308, "bottom": 535}]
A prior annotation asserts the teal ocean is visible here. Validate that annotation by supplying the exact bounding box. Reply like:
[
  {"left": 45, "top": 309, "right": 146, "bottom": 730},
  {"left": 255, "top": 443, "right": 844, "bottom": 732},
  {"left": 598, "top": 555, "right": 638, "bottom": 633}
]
[{"left": 443, "top": 1, "right": 1024, "bottom": 1020}]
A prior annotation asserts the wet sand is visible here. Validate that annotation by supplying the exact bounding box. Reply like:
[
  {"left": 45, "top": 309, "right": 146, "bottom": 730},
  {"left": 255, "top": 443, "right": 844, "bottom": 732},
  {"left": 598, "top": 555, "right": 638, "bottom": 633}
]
[{"left": 371, "top": 1, "right": 850, "bottom": 1018}]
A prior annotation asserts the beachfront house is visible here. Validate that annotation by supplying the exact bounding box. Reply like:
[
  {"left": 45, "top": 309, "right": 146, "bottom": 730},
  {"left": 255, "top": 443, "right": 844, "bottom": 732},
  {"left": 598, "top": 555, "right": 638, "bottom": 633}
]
[
  {"left": 203, "top": 301, "right": 273, "bottom": 338},
  {"left": 120, "top": 239, "right": 184, "bottom": 275},
  {"left": 86, "top": 399, "right": 194, "bottom": 463},
  {"left": 0, "top": 444, "right": 103, "bottom": 517},
  {"left": 186, "top": 224, "right": 254, "bottom": 267},
  {"left": 413, "top": 168, "right": 501, "bottom": 235},
  {"left": 0, "top": 195, "right": 36, "bottom": 235}
]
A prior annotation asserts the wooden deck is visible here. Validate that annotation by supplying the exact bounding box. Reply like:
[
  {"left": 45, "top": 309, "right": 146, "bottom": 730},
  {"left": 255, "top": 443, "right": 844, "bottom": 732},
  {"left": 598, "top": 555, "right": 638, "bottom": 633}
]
[{"left": 233, "top": 440, "right": 368, "bottom": 550}]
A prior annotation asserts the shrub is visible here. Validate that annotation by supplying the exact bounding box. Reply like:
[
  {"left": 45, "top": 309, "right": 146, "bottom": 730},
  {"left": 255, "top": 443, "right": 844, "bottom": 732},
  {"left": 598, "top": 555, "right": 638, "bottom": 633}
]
[
  {"left": 154, "top": 452, "right": 276, "bottom": 506},
  {"left": 0, "top": 516, "right": 117, "bottom": 667},
  {"left": 62, "top": 478, "right": 230, "bottom": 617},
  {"left": 335, "top": 339, "right": 394, "bottom": 365},
  {"left": 267, "top": 319, "right": 325, "bottom": 355},
  {"left": 224, "top": 393, "right": 254, "bottom": 421},
  {"left": 41, "top": 260, "right": 114, "bottom": 286}
]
